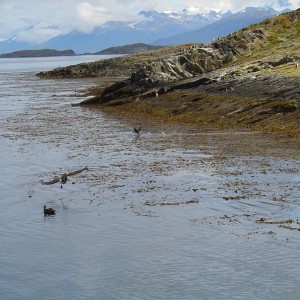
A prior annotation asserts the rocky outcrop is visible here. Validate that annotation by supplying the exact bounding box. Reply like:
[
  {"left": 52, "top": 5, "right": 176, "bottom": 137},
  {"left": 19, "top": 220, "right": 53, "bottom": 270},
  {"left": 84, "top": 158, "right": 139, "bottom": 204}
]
[
  {"left": 212, "top": 28, "right": 267, "bottom": 55},
  {"left": 37, "top": 57, "right": 138, "bottom": 78},
  {"left": 131, "top": 28, "right": 267, "bottom": 85},
  {"left": 99, "top": 27, "right": 267, "bottom": 101}
]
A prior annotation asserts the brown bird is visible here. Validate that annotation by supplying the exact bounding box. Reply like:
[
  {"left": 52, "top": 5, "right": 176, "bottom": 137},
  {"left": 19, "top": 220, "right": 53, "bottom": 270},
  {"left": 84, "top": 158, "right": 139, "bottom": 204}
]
[
  {"left": 44, "top": 205, "right": 56, "bottom": 215},
  {"left": 60, "top": 173, "right": 68, "bottom": 188},
  {"left": 60, "top": 173, "right": 68, "bottom": 184}
]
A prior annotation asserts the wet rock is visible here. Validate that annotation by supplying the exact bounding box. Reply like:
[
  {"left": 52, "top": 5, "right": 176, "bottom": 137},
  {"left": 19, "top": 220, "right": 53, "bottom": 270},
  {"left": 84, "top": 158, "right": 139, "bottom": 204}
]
[
  {"left": 271, "top": 104, "right": 298, "bottom": 113},
  {"left": 102, "top": 80, "right": 131, "bottom": 97}
]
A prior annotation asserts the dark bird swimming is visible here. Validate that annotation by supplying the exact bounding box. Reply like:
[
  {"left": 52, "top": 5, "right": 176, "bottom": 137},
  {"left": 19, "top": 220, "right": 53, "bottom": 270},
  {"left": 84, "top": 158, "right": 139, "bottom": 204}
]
[{"left": 44, "top": 205, "right": 56, "bottom": 215}]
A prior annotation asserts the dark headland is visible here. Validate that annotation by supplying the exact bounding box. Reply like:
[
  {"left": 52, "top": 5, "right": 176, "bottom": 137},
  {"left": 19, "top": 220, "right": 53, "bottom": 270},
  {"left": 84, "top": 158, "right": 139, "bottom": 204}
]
[
  {"left": 0, "top": 49, "right": 75, "bottom": 58},
  {"left": 94, "top": 43, "right": 165, "bottom": 55},
  {"left": 37, "top": 9, "right": 300, "bottom": 134}
]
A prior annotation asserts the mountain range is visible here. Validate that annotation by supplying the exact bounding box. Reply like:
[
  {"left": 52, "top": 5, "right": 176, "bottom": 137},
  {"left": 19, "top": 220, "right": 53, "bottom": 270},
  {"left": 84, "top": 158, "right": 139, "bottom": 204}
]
[
  {"left": 0, "top": 6, "right": 288, "bottom": 55},
  {"left": 153, "top": 7, "right": 280, "bottom": 45}
]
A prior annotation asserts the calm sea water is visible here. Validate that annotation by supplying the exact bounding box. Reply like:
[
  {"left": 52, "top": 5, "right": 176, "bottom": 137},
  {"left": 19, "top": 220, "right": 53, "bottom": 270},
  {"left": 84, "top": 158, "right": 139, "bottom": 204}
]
[
  {"left": 0, "top": 56, "right": 299, "bottom": 300},
  {"left": 0, "top": 54, "right": 120, "bottom": 73}
]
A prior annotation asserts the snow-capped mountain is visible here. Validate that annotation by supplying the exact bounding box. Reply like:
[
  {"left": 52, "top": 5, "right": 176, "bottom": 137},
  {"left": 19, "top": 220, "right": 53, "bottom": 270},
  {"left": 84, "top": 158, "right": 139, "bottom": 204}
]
[
  {"left": 35, "top": 9, "right": 233, "bottom": 54},
  {"left": 152, "top": 7, "right": 281, "bottom": 45},
  {"left": 135, "top": 9, "right": 232, "bottom": 31},
  {"left": 0, "top": 9, "right": 232, "bottom": 54}
]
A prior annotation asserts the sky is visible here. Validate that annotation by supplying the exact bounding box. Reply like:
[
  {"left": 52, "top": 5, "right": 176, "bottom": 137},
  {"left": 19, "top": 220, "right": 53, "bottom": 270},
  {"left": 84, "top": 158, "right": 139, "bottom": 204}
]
[{"left": 0, "top": 0, "right": 299, "bottom": 43}]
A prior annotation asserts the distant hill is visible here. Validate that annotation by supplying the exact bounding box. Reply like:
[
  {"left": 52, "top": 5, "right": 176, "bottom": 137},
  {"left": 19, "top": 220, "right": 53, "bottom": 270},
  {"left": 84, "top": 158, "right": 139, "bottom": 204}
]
[
  {"left": 0, "top": 49, "right": 75, "bottom": 58},
  {"left": 152, "top": 7, "right": 280, "bottom": 45},
  {"left": 94, "top": 43, "right": 165, "bottom": 54}
]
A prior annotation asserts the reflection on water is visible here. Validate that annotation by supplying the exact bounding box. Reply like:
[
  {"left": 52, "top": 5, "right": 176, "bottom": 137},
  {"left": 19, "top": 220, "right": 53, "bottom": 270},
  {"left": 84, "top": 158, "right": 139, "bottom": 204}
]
[{"left": 0, "top": 66, "right": 300, "bottom": 300}]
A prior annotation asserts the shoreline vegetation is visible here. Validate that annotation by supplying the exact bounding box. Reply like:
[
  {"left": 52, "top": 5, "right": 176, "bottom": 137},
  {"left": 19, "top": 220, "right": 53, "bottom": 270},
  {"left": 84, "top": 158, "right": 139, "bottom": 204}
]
[{"left": 37, "top": 9, "right": 300, "bottom": 135}]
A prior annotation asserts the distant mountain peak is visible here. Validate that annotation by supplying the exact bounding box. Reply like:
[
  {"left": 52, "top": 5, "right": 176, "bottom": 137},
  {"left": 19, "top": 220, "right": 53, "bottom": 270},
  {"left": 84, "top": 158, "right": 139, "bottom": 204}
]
[{"left": 152, "top": 6, "right": 281, "bottom": 46}]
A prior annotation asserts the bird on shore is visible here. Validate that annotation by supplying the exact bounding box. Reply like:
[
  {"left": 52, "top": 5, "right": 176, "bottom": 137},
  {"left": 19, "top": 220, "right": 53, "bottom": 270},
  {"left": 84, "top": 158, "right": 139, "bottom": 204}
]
[
  {"left": 226, "top": 86, "right": 235, "bottom": 92},
  {"left": 134, "top": 127, "right": 141, "bottom": 134},
  {"left": 44, "top": 205, "right": 56, "bottom": 215},
  {"left": 60, "top": 173, "right": 68, "bottom": 188}
]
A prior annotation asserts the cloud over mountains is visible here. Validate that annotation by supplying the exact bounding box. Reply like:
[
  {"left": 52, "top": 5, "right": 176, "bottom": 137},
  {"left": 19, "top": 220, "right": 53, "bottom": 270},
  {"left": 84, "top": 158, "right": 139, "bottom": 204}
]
[{"left": 0, "top": 0, "right": 298, "bottom": 43}]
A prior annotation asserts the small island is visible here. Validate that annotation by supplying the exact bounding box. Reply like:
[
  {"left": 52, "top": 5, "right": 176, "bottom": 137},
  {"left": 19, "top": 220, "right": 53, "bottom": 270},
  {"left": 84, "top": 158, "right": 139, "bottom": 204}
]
[
  {"left": 94, "top": 43, "right": 165, "bottom": 55},
  {"left": 0, "top": 49, "right": 76, "bottom": 58}
]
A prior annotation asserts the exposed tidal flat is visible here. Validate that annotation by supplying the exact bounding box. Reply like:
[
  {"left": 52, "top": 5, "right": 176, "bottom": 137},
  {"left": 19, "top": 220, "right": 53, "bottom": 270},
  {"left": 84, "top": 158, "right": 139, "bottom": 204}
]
[{"left": 0, "top": 58, "right": 300, "bottom": 300}]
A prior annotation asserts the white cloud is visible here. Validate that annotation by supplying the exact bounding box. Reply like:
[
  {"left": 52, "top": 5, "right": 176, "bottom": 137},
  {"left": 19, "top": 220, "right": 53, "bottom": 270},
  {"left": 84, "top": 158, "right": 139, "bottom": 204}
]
[
  {"left": 15, "top": 23, "right": 62, "bottom": 43},
  {"left": 0, "top": 0, "right": 79, "bottom": 42},
  {"left": 76, "top": 2, "right": 108, "bottom": 32}
]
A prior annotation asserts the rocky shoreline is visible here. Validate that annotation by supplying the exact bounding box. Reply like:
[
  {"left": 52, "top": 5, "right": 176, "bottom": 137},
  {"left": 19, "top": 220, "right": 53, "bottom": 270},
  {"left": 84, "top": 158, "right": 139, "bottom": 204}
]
[{"left": 76, "top": 64, "right": 300, "bottom": 134}]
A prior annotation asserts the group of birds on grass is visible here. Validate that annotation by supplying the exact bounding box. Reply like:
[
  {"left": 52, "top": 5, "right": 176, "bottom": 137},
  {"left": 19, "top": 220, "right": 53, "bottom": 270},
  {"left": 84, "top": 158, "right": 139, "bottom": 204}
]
[{"left": 44, "top": 126, "right": 142, "bottom": 216}]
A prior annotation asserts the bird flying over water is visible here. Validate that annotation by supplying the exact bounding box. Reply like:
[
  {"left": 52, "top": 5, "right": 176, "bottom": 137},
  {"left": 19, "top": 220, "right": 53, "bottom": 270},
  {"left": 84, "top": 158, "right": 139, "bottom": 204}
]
[{"left": 134, "top": 127, "right": 141, "bottom": 134}]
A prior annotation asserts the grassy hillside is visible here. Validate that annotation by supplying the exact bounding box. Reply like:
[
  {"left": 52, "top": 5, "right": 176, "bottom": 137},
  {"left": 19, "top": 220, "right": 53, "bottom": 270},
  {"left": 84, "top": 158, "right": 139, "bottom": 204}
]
[{"left": 235, "top": 9, "right": 300, "bottom": 76}]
